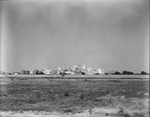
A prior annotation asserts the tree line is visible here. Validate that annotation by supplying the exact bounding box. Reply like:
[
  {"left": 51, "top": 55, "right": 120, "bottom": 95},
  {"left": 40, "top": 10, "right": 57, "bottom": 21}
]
[{"left": 105, "top": 71, "right": 148, "bottom": 75}]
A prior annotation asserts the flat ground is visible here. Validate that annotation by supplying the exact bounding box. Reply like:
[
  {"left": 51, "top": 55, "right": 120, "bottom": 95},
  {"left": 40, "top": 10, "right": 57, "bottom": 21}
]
[{"left": 0, "top": 76, "right": 149, "bottom": 117}]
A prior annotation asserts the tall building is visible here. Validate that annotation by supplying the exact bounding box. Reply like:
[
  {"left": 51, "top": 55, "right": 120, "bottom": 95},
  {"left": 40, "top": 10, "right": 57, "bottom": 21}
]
[{"left": 82, "top": 65, "right": 86, "bottom": 69}]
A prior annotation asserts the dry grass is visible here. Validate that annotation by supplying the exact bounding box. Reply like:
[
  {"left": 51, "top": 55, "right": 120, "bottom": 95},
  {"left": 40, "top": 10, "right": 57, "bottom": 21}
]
[{"left": 0, "top": 77, "right": 149, "bottom": 117}]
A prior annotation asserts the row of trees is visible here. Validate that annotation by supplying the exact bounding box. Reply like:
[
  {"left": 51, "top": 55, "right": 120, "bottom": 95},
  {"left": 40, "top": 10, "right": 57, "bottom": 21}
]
[{"left": 105, "top": 71, "right": 148, "bottom": 75}]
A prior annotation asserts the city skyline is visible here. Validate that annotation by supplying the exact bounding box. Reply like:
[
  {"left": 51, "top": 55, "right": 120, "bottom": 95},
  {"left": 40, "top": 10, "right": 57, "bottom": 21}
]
[{"left": 0, "top": 0, "right": 149, "bottom": 72}]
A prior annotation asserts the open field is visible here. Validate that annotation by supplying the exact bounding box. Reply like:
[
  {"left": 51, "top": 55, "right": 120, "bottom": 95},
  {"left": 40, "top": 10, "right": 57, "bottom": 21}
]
[
  {"left": 1, "top": 74, "right": 149, "bottom": 79},
  {"left": 0, "top": 75, "right": 149, "bottom": 117}
]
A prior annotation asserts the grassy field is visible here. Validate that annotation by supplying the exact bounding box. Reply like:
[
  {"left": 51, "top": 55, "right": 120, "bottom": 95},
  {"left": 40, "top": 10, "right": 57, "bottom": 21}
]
[
  {"left": 1, "top": 74, "right": 150, "bottom": 79},
  {"left": 0, "top": 76, "right": 149, "bottom": 117}
]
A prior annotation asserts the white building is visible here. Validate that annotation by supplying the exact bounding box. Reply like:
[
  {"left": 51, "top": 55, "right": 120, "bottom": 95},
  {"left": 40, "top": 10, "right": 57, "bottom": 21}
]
[
  {"left": 82, "top": 65, "right": 86, "bottom": 69},
  {"left": 57, "top": 67, "right": 62, "bottom": 74},
  {"left": 42, "top": 69, "right": 51, "bottom": 75},
  {"left": 97, "top": 68, "right": 105, "bottom": 74},
  {"left": 72, "top": 66, "right": 77, "bottom": 71},
  {"left": 87, "top": 67, "right": 93, "bottom": 75},
  {"left": 97, "top": 68, "right": 102, "bottom": 74},
  {"left": 65, "top": 71, "right": 75, "bottom": 75}
]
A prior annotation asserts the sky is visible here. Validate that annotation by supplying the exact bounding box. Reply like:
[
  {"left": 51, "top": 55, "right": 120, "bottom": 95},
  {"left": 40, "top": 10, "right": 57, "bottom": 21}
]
[{"left": 0, "top": 0, "right": 149, "bottom": 72}]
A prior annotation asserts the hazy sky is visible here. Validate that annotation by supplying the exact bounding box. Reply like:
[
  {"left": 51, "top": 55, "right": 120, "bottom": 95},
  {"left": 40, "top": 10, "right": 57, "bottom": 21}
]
[{"left": 0, "top": 0, "right": 149, "bottom": 72}]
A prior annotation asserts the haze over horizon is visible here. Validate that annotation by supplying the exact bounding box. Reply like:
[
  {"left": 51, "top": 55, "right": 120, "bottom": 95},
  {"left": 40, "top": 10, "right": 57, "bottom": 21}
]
[{"left": 0, "top": 0, "right": 149, "bottom": 73}]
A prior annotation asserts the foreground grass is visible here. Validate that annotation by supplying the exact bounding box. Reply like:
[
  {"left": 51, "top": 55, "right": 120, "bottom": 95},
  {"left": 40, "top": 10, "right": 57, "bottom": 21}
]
[{"left": 0, "top": 78, "right": 149, "bottom": 117}]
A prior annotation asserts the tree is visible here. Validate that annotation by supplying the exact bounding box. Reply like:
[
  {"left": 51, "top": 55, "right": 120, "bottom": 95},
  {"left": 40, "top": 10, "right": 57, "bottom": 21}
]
[
  {"left": 114, "top": 71, "right": 121, "bottom": 75},
  {"left": 141, "top": 71, "right": 147, "bottom": 75},
  {"left": 122, "top": 71, "right": 134, "bottom": 75}
]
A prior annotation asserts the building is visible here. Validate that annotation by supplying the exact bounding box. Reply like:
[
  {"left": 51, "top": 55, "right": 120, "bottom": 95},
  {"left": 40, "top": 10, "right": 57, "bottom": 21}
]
[
  {"left": 31, "top": 69, "right": 44, "bottom": 75},
  {"left": 87, "top": 67, "right": 93, "bottom": 75},
  {"left": 13, "top": 72, "right": 20, "bottom": 75},
  {"left": 82, "top": 65, "right": 86, "bottom": 69},
  {"left": 97, "top": 68, "right": 105, "bottom": 74},
  {"left": 57, "top": 67, "right": 62, "bottom": 74},
  {"left": 50, "top": 70, "right": 58, "bottom": 75},
  {"left": 65, "top": 71, "right": 75, "bottom": 75},
  {"left": 42, "top": 69, "right": 51, "bottom": 75},
  {"left": 20, "top": 70, "right": 30, "bottom": 75}
]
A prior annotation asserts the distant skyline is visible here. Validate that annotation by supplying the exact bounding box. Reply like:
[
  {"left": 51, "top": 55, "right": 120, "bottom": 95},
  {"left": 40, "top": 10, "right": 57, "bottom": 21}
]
[{"left": 0, "top": 0, "right": 149, "bottom": 72}]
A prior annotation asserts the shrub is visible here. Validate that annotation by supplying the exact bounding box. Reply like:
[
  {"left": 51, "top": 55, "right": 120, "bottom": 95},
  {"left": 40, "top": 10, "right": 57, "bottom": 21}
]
[
  {"left": 63, "top": 109, "right": 72, "bottom": 113},
  {"left": 84, "top": 79, "right": 88, "bottom": 82},
  {"left": 80, "top": 94, "right": 84, "bottom": 100},
  {"left": 117, "top": 107, "right": 130, "bottom": 117},
  {"left": 64, "top": 91, "right": 69, "bottom": 97}
]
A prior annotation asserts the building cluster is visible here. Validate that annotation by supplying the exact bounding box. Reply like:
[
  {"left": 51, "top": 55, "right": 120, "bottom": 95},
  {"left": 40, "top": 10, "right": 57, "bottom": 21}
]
[{"left": 0, "top": 65, "right": 105, "bottom": 75}]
